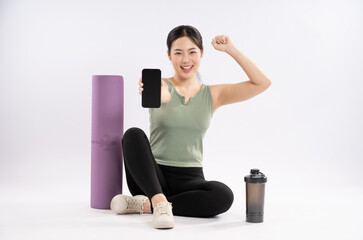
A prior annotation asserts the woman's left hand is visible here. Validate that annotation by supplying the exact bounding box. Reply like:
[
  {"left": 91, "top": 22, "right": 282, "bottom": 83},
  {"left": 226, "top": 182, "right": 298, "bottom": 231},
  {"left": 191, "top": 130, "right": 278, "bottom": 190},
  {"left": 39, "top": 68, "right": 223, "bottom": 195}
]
[{"left": 211, "top": 34, "right": 235, "bottom": 53}]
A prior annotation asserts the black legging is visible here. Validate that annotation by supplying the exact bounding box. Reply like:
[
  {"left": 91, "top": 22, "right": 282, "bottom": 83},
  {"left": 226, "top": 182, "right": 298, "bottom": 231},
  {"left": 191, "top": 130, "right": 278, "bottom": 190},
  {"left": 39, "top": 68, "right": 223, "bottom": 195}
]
[{"left": 121, "top": 127, "right": 234, "bottom": 217}]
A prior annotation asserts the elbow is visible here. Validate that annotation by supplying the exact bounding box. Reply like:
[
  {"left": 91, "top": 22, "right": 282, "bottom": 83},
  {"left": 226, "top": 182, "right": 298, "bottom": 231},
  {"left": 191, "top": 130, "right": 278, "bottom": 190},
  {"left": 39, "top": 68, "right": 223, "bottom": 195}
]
[
  {"left": 252, "top": 78, "right": 271, "bottom": 89},
  {"left": 262, "top": 79, "right": 271, "bottom": 89}
]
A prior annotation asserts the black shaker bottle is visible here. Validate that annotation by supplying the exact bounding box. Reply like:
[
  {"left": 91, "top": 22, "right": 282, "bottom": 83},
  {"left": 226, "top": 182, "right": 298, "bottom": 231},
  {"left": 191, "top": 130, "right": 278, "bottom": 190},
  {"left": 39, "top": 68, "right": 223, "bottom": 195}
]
[{"left": 244, "top": 168, "right": 267, "bottom": 223}]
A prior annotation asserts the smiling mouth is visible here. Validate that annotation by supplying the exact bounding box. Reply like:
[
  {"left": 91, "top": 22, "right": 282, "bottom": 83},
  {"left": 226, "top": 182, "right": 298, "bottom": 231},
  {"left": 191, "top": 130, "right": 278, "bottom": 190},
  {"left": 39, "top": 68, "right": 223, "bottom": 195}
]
[{"left": 181, "top": 65, "right": 193, "bottom": 70}]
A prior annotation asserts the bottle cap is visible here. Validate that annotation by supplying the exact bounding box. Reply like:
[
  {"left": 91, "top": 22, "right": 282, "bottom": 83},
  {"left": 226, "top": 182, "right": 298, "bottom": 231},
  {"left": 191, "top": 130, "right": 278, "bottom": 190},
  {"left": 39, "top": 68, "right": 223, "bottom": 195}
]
[{"left": 244, "top": 168, "right": 267, "bottom": 183}]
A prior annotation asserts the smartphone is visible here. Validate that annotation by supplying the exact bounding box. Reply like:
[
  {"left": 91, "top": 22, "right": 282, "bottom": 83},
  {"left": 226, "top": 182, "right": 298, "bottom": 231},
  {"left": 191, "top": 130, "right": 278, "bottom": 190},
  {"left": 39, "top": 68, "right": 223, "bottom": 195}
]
[{"left": 142, "top": 68, "right": 161, "bottom": 108}]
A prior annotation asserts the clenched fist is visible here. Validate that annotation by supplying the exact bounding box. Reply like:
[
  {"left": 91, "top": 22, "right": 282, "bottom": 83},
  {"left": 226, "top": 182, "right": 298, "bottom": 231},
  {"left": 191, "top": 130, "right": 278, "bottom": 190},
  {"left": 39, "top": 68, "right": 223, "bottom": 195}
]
[{"left": 211, "top": 34, "right": 236, "bottom": 53}]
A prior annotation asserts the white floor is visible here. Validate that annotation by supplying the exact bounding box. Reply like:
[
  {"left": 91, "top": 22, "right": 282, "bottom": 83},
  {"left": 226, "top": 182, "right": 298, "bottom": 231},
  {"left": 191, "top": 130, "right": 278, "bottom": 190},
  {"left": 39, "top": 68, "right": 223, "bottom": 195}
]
[{"left": 1, "top": 184, "right": 362, "bottom": 240}]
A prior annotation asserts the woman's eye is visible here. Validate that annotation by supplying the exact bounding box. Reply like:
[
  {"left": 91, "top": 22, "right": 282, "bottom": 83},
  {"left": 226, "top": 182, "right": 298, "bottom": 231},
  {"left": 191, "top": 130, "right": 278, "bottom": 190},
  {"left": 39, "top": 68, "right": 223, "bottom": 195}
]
[{"left": 175, "top": 51, "right": 196, "bottom": 55}]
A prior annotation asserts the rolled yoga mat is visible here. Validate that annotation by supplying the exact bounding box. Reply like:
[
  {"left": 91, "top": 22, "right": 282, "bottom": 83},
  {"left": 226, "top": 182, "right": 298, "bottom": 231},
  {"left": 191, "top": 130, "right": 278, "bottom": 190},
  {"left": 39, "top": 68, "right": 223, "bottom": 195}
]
[{"left": 91, "top": 75, "right": 124, "bottom": 209}]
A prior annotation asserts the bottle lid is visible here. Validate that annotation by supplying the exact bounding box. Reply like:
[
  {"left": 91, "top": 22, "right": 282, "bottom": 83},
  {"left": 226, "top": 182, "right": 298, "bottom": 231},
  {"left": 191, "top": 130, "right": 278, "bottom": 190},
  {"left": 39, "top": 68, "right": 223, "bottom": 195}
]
[{"left": 244, "top": 168, "right": 267, "bottom": 183}]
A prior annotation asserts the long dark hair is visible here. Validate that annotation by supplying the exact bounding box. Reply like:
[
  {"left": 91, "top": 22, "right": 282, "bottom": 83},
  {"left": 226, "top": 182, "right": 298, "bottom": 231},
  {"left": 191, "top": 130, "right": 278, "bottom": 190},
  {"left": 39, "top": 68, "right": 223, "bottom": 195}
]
[{"left": 166, "top": 25, "right": 204, "bottom": 82}]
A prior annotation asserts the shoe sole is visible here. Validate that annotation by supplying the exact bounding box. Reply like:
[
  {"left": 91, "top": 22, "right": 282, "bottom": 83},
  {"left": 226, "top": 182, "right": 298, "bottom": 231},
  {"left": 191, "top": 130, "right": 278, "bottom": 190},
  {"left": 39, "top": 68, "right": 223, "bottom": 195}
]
[
  {"left": 110, "top": 195, "right": 127, "bottom": 214},
  {"left": 110, "top": 195, "right": 147, "bottom": 214},
  {"left": 153, "top": 221, "right": 174, "bottom": 229}
]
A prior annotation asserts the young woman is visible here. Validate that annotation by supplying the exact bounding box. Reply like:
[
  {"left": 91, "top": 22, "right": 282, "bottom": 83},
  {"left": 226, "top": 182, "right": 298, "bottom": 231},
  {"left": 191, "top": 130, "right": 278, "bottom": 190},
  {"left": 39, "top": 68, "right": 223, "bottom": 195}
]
[{"left": 110, "top": 25, "right": 271, "bottom": 229}]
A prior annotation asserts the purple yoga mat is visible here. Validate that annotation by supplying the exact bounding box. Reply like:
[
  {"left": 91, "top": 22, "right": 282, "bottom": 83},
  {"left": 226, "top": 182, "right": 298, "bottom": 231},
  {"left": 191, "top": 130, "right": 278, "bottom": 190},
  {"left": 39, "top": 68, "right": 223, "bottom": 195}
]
[{"left": 91, "top": 75, "right": 124, "bottom": 209}]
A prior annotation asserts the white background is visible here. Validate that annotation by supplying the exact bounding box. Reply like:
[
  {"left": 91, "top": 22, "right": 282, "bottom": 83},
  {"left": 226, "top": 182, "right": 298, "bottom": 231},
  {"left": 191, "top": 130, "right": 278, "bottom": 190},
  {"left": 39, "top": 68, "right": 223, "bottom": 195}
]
[{"left": 1, "top": 0, "right": 362, "bottom": 239}]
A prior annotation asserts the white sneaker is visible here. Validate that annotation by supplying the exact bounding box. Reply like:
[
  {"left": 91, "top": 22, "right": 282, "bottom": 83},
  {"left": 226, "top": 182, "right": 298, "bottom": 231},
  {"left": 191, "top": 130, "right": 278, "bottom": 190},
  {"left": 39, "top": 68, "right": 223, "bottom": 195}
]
[
  {"left": 152, "top": 202, "right": 174, "bottom": 229},
  {"left": 110, "top": 194, "right": 148, "bottom": 214}
]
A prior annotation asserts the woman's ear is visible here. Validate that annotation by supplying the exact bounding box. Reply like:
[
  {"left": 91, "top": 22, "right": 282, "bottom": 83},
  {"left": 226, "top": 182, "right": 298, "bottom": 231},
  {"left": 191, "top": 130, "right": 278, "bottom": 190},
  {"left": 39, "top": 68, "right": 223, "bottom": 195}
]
[{"left": 167, "top": 50, "right": 171, "bottom": 61}]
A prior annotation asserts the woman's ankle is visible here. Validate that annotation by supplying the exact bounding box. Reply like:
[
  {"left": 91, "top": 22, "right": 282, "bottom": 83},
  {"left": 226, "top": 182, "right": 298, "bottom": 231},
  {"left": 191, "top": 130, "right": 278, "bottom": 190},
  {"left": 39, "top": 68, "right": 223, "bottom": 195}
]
[
  {"left": 151, "top": 193, "right": 168, "bottom": 208},
  {"left": 142, "top": 199, "right": 152, "bottom": 214}
]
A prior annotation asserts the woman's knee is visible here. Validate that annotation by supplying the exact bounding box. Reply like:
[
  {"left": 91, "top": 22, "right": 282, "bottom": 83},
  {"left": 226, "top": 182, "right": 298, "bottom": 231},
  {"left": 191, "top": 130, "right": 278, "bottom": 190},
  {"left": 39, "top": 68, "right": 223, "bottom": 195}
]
[
  {"left": 121, "top": 127, "right": 147, "bottom": 159},
  {"left": 209, "top": 181, "right": 234, "bottom": 215},
  {"left": 122, "top": 127, "right": 146, "bottom": 144}
]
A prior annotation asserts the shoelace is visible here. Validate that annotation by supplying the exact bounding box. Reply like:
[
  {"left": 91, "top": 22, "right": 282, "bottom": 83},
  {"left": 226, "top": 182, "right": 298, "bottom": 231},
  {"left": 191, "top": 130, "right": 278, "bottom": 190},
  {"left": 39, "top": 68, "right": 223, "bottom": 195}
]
[
  {"left": 155, "top": 202, "right": 172, "bottom": 215},
  {"left": 126, "top": 198, "right": 144, "bottom": 214}
]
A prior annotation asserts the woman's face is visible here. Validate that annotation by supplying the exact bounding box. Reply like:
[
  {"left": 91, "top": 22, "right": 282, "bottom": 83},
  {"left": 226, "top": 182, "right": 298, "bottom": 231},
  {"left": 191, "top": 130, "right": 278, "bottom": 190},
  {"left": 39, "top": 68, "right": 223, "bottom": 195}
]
[{"left": 168, "top": 36, "right": 203, "bottom": 79}]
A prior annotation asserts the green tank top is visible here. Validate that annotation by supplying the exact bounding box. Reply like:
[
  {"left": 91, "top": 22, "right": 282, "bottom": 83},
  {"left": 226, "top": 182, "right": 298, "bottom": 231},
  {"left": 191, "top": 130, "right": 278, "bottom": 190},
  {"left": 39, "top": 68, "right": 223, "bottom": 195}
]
[{"left": 149, "top": 78, "right": 213, "bottom": 167}]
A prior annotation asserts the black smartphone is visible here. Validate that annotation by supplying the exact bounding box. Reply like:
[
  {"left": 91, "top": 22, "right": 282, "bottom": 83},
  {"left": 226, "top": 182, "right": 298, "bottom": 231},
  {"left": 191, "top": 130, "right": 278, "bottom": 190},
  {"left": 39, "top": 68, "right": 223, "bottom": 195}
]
[{"left": 142, "top": 68, "right": 161, "bottom": 108}]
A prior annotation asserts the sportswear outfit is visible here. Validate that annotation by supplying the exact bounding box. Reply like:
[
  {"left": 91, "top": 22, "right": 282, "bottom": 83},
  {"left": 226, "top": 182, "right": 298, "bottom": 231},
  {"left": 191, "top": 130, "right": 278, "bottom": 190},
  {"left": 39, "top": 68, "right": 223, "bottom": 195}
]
[{"left": 121, "top": 78, "right": 234, "bottom": 217}]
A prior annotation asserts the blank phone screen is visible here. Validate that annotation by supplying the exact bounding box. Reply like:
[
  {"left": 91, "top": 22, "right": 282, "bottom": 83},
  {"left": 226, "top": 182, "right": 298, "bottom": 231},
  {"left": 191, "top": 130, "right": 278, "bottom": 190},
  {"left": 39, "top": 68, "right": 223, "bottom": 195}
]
[{"left": 142, "top": 69, "right": 161, "bottom": 108}]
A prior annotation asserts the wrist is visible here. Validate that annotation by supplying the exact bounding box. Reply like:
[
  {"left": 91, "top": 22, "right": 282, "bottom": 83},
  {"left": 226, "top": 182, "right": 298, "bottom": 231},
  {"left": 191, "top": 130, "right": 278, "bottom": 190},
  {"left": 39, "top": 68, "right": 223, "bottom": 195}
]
[{"left": 225, "top": 44, "right": 239, "bottom": 56}]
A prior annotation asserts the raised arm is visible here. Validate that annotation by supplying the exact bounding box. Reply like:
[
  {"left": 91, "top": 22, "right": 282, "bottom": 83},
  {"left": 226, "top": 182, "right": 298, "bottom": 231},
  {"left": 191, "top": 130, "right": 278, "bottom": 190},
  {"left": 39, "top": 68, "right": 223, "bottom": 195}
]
[{"left": 210, "top": 35, "right": 271, "bottom": 111}]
